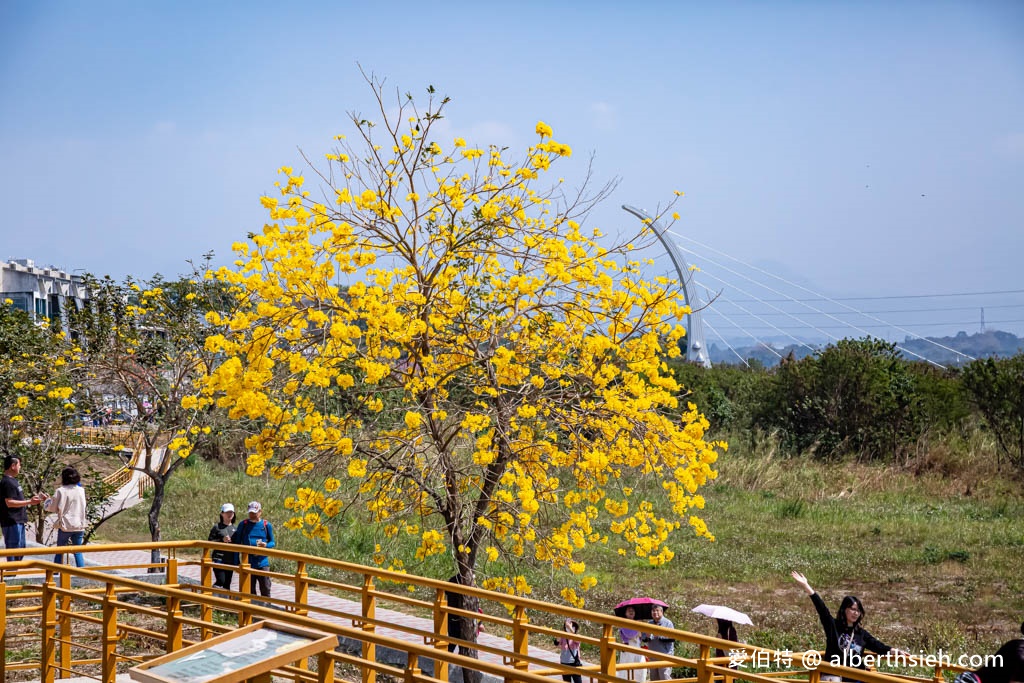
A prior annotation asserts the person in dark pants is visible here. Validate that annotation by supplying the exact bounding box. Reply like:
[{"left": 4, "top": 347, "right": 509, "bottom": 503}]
[
  {"left": 1, "top": 455, "right": 47, "bottom": 561},
  {"left": 232, "top": 501, "right": 275, "bottom": 598},
  {"left": 555, "top": 618, "right": 583, "bottom": 683},
  {"left": 208, "top": 503, "right": 237, "bottom": 590}
]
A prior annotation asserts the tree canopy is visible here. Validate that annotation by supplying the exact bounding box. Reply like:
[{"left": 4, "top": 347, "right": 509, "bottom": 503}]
[{"left": 196, "top": 80, "right": 725, "bottom": 605}]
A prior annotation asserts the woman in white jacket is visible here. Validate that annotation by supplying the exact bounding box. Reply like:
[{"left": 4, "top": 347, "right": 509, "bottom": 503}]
[{"left": 45, "top": 466, "right": 87, "bottom": 567}]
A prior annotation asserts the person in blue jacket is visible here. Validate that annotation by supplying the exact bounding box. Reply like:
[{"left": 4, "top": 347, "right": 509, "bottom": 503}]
[{"left": 232, "top": 501, "right": 275, "bottom": 598}]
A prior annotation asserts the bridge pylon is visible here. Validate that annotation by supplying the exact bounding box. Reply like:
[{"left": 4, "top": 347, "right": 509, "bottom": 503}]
[{"left": 622, "top": 205, "right": 711, "bottom": 368}]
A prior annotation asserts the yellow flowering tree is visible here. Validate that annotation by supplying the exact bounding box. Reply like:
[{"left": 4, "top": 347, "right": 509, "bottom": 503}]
[
  {"left": 73, "top": 265, "right": 229, "bottom": 550},
  {"left": 0, "top": 301, "right": 102, "bottom": 540},
  {"left": 200, "top": 81, "right": 724, "bottom": 616}
]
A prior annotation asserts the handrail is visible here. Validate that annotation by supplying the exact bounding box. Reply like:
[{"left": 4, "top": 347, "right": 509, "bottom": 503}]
[{"left": 1, "top": 543, "right": 967, "bottom": 683}]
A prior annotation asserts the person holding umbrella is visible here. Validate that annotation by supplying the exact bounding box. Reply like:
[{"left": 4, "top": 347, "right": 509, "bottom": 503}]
[
  {"left": 617, "top": 605, "right": 648, "bottom": 682},
  {"left": 691, "top": 604, "right": 753, "bottom": 660}
]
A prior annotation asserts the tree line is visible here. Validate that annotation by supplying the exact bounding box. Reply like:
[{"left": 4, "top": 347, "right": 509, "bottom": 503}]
[{"left": 671, "top": 337, "right": 1024, "bottom": 471}]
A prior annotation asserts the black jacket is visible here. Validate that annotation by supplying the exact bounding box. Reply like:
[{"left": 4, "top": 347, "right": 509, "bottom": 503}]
[
  {"left": 208, "top": 521, "right": 237, "bottom": 564},
  {"left": 810, "top": 592, "right": 892, "bottom": 670}
]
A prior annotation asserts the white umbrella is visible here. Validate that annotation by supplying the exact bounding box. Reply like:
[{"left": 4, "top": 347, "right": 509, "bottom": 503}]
[{"left": 691, "top": 604, "right": 753, "bottom": 626}]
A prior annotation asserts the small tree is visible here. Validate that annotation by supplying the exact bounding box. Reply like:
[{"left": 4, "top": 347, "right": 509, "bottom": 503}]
[
  {"left": 71, "top": 262, "right": 228, "bottom": 554},
  {"left": 961, "top": 355, "right": 1024, "bottom": 471},
  {"left": 757, "top": 338, "right": 922, "bottom": 460},
  {"left": 198, "top": 80, "right": 724, "bottom": 626},
  {"left": 0, "top": 301, "right": 97, "bottom": 540}
]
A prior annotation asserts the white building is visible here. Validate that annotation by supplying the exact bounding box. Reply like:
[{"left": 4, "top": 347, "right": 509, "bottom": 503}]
[{"left": 1, "top": 258, "right": 89, "bottom": 334}]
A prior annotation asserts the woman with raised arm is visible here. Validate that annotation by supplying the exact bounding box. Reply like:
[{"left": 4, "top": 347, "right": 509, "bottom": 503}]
[{"left": 791, "top": 570, "right": 905, "bottom": 682}]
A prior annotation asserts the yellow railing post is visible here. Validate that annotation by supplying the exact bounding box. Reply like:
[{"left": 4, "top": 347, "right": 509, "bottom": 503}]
[
  {"left": 433, "top": 587, "right": 449, "bottom": 683},
  {"left": 59, "top": 570, "right": 72, "bottom": 679},
  {"left": 697, "top": 644, "right": 712, "bottom": 683},
  {"left": 600, "top": 623, "right": 618, "bottom": 679},
  {"left": 42, "top": 571, "right": 57, "bottom": 683},
  {"left": 405, "top": 653, "right": 421, "bottom": 683},
  {"left": 0, "top": 582, "right": 6, "bottom": 682},
  {"left": 237, "top": 551, "right": 252, "bottom": 627},
  {"left": 294, "top": 560, "right": 309, "bottom": 672},
  {"left": 295, "top": 560, "right": 309, "bottom": 616},
  {"left": 512, "top": 604, "right": 530, "bottom": 671},
  {"left": 166, "top": 593, "right": 183, "bottom": 653},
  {"left": 165, "top": 555, "right": 178, "bottom": 586},
  {"left": 318, "top": 651, "right": 335, "bottom": 683},
  {"left": 101, "top": 583, "right": 118, "bottom": 683},
  {"left": 200, "top": 549, "right": 213, "bottom": 639},
  {"left": 361, "top": 574, "right": 377, "bottom": 683}
]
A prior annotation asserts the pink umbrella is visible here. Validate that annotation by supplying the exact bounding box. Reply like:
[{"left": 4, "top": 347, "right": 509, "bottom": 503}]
[{"left": 614, "top": 597, "right": 669, "bottom": 620}]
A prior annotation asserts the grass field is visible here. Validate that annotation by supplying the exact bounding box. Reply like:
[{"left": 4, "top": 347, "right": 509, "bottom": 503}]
[{"left": 95, "top": 435, "right": 1024, "bottom": 662}]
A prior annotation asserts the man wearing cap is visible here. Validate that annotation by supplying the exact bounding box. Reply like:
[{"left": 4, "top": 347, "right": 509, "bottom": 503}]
[
  {"left": 208, "top": 502, "right": 237, "bottom": 590},
  {"left": 232, "top": 501, "right": 275, "bottom": 598}
]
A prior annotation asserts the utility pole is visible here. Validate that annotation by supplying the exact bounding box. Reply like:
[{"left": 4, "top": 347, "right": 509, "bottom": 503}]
[{"left": 980, "top": 307, "right": 985, "bottom": 333}]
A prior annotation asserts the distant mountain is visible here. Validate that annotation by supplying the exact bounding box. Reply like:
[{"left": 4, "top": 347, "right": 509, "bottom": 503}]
[{"left": 707, "top": 329, "right": 1023, "bottom": 367}]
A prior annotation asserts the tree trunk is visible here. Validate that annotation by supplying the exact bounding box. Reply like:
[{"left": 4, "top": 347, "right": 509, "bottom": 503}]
[
  {"left": 148, "top": 478, "right": 164, "bottom": 571},
  {"left": 452, "top": 563, "right": 483, "bottom": 683}
]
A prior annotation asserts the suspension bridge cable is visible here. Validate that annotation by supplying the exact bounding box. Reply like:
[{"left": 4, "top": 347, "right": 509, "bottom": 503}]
[
  {"left": 733, "top": 318, "right": 1024, "bottom": 331},
  {"left": 685, "top": 251, "right": 946, "bottom": 368},
  {"left": 701, "top": 317, "right": 754, "bottom": 366},
  {"left": 692, "top": 273, "right": 822, "bottom": 354},
  {"left": 700, "top": 282, "right": 786, "bottom": 360},
  {"left": 669, "top": 232, "right": 965, "bottom": 366},
  {"left": 723, "top": 303, "right": 1024, "bottom": 317},
  {"left": 728, "top": 288, "right": 1024, "bottom": 303}
]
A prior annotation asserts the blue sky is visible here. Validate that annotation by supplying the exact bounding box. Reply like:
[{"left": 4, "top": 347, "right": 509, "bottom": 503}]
[{"left": 2, "top": 1, "right": 1022, "bottom": 342}]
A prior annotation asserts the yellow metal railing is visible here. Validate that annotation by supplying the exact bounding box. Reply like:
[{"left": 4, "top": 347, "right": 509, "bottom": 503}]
[{"left": 1, "top": 542, "right": 967, "bottom": 683}]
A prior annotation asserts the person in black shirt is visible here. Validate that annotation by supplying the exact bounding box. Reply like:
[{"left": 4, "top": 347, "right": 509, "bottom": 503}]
[
  {"left": 792, "top": 571, "right": 906, "bottom": 682},
  {"left": 1, "top": 455, "right": 48, "bottom": 561},
  {"left": 207, "top": 503, "right": 238, "bottom": 590}
]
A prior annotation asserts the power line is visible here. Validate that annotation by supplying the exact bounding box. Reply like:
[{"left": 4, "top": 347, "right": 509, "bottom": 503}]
[
  {"left": 709, "top": 318, "right": 1024, "bottom": 331},
  {"left": 726, "top": 289, "right": 1024, "bottom": 303},
  {"left": 717, "top": 305, "right": 1024, "bottom": 317}
]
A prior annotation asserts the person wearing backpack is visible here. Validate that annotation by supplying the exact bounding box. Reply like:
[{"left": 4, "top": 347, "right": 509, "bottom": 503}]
[{"left": 232, "top": 501, "right": 275, "bottom": 597}]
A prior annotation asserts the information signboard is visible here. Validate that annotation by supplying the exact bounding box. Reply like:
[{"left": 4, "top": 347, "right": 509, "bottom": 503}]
[{"left": 130, "top": 620, "right": 335, "bottom": 683}]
